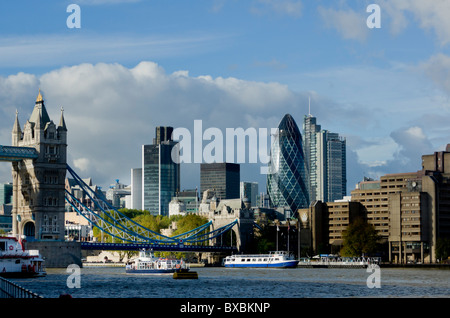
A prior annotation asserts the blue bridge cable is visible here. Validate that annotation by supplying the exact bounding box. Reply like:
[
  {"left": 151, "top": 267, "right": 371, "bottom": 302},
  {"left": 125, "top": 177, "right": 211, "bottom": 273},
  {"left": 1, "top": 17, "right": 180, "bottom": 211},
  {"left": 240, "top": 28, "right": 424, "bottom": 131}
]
[
  {"left": 181, "top": 220, "right": 238, "bottom": 243},
  {"left": 65, "top": 191, "right": 150, "bottom": 244},
  {"left": 65, "top": 164, "right": 238, "bottom": 246},
  {"left": 65, "top": 188, "right": 182, "bottom": 244},
  {"left": 68, "top": 164, "right": 216, "bottom": 244},
  {"left": 66, "top": 164, "right": 175, "bottom": 242}
]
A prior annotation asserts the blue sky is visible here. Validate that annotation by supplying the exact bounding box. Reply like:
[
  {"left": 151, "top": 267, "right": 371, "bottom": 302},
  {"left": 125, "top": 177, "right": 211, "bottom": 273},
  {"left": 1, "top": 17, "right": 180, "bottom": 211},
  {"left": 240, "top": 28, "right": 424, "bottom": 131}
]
[{"left": 1, "top": 0, "right": 450, "bottom": 196}]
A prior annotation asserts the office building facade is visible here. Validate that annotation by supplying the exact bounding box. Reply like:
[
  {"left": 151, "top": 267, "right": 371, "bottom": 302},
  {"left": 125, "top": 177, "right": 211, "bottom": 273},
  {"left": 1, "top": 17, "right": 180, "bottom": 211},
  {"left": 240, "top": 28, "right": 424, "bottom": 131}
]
[
  {"left": 267, "top": 114, "right": 309, "bottom": 213},
  {"left": 142, "top": 127, "right": 180, "bottom": 216},
  {"left": 130, "top": 168, "right": 142, "bottom": 210},
  {"left": 0, "top": 183, "right": 13, "bottom": 205},
  {"left": 305, "top": 144, "right": 450, "bottom": 264},
  {"left": 303, "top": 115, "right": 346, "bottom": 203},
  {"left": 200, "top": 163, "right": 240, "bottom": 200},
  {"left": 240, "top": 182, "right": 258, "bottom": 207}
]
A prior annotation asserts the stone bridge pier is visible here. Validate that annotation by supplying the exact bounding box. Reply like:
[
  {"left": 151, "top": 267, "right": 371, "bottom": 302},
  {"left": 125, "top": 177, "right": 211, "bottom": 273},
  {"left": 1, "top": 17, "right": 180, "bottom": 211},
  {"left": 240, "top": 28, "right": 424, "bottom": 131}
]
[{"left": 204, "top": 197, "right": 255, "bottom": 254}]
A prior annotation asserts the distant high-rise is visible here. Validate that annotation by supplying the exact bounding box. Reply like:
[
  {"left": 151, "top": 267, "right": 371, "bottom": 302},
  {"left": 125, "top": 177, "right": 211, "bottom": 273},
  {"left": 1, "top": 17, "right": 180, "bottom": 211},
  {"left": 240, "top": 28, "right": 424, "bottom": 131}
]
[
  {"left": 303, "top": 114, "right": 346, "bottom": 202},
  {"left": 200, "top": 163, "right": 240, "bottom": 200},
  {"left": 142, "top": 127, "right": 180, "bottom": 216},
  {"left": 0, "top": 183, "right": 13, "bottom": 205},
  {"left": 303, "top": 115, "right": 321, "bottom": 202},
  {"left": 267, "top": 114, "right": 309, "bottom": 213},
  {"left": 130, "top": 168, "right": 142, "bottom": 210},
  {"left": 240, "top": 182, "right": 258, "bottom": 207}
]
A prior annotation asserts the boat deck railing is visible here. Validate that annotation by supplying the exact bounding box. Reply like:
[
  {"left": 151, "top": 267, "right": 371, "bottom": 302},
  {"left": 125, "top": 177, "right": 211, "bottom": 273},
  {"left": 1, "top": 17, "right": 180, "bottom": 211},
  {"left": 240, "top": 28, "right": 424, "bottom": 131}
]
[
  {"left": 227, "top": 251, "right": 293, "bottom": 258},
  {"left": 298, "top": 256, "right": 381, "bottom": 267},
  {"left": 0, "top": 277, "right": 42, "bottom": 298}
]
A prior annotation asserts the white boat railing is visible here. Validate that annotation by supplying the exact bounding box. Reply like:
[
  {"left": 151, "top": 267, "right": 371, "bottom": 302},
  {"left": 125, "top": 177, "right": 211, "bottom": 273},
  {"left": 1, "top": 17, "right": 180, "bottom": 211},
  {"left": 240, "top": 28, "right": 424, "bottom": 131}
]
[{"left": 298, "top": 256, "right": 381, "bottom": 267}]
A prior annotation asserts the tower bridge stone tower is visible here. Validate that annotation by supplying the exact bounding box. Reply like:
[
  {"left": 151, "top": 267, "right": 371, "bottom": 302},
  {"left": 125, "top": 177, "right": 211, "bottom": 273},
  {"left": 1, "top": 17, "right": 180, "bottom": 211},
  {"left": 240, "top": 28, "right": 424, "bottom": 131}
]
[
  {"left": 11, "top": 90, "right": 68, "bottom": 241},
  {"left": 200, "top": 190, "right": 255, "bottom": 253}
]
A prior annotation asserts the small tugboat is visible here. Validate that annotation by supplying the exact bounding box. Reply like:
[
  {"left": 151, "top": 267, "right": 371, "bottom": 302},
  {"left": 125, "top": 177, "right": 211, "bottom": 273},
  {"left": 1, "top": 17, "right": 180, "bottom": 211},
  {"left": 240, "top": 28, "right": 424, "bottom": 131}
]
[
  {"left": 173, "top": 267, "right": 198, "bottom": 280},
  {"left": 223, "top": 251, "right": 299, "bottom": 268},
  {"left": 126, "top": 249, "right": 190, "bottom": 274},
  {"left": 0, "top": 236, "right": 46, "bottom": 278}
]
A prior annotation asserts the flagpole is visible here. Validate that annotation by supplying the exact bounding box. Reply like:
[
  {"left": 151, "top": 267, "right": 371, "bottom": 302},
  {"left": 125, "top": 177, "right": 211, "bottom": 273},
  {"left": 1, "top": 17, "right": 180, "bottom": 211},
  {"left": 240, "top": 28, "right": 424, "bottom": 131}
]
[
  {"left": 287, "top": 219, "right": 290, "bottom": 253},
  {"left": 276, "top": 224, "right": 279, "bottom": 251},
  {"left": 298, "top": 219, "right": 301, "bottom": 259}
]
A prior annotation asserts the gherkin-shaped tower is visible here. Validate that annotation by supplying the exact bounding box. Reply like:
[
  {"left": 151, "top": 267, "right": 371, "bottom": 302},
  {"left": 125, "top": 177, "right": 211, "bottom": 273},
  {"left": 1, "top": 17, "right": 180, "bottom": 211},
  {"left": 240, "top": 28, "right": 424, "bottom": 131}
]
[{"left": 267, "top": 114, "right": 309, "bottom": 214}]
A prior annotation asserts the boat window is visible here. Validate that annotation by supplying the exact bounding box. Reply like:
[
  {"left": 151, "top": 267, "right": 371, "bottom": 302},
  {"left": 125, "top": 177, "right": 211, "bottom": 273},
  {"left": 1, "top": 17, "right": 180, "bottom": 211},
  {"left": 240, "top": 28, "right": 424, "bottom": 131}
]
[
  {"left": 15, "top": 259, "right": 21, "bottom": 264},
  {"left": 247, "top": 259, "right": 251, "bottom": 262},
  {"left": 0, "top": 242, "right": 5, "bottom": 251}
]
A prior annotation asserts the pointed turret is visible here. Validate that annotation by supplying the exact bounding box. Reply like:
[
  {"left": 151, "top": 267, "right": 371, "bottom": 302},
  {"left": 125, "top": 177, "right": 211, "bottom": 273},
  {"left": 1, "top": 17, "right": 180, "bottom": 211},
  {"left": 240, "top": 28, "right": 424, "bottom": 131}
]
[
  {"left": 58, "top": 107, "right": 67, "bottom": 131},
  {"left": 12, "top": 110, "right": 22, "bottom": 145},
  {"left": 29, "top": 89, "right": 51, "bottom": 127},
  {"left": 36, "top": 88, "right": 43, "bottom": 103}
]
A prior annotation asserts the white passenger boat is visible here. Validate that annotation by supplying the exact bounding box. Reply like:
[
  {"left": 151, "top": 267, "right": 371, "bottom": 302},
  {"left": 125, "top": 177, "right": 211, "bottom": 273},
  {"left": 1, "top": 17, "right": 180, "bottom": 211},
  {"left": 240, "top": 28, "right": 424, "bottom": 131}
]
[
  {"left": 125, "top": 249, "right": 189, "bottom": 274},
  {"left": 0, "top": 236, "right": 46, "bottom": 278},
  {"left": 223, "top": 251, "right": 299, "bottom": 268}
]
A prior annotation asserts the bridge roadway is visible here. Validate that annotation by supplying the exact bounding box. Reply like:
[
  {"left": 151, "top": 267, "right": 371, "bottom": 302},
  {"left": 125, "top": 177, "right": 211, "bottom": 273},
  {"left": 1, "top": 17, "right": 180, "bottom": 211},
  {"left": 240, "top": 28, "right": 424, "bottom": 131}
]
[
  {"left": 0, "top": 145, "right": 39, "bottom": 161},
  {"left": 81, "top": 242, "right": 237, "bottom": 253}
]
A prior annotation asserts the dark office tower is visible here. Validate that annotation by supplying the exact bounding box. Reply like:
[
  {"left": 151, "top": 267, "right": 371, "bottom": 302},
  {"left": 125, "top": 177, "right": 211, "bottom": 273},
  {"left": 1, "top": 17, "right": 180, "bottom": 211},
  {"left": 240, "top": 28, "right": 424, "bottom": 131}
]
[
  {"left": 142, "top": 127, "right": 180, "bottom": 216},
  {"left": 267, "top": 114, "right": 309, "bottom": 214},
  {"left": 200, "top": 163, "right": 240, "bottom": 200},
  {"left": 154, "top": 126, "right": 173, "bottom": 145}
]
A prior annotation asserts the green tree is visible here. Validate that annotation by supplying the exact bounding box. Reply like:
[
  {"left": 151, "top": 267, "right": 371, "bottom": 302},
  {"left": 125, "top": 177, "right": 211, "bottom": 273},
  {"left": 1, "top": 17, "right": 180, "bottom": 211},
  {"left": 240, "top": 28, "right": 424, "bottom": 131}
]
[
  {"left": 340, "top": 217, "right": 380, "bottom": 257},
  {"left": 172, "top": 214, "right": 208, "bottom": 237},
  {"left": 252, "top": 223, "right": 276, "bottom": 253},
  {"left": 118, "top": 208, "right": 148, "bottom": 219},
  {"left": 436, "top": 237, "right": 450, "bottom": 261}
]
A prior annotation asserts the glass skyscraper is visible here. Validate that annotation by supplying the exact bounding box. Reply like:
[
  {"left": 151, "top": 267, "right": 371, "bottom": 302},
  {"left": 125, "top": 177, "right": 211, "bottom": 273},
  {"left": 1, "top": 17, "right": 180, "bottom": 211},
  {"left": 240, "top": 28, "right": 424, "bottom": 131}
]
[
  {"left": 303, "top": 114, "right": 347, "bottom": 203},
  {"left": 142, "top": 127, "right": 180, "bottom": 216},
  {"left": 267, "top": 114, "right": 309, "bottom": 214}
]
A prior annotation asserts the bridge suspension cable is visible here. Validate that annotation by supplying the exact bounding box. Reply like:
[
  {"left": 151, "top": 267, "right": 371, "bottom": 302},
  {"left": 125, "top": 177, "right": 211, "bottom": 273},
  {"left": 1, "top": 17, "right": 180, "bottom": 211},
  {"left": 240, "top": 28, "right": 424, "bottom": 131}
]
[{"left": 65, "top": 164, "right": 237, "bottom": 247}]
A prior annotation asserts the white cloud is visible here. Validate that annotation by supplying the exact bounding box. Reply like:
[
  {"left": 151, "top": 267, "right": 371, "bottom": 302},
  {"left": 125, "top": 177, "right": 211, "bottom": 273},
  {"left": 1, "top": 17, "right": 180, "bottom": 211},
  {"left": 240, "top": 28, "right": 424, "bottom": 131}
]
[
  {"left": 421, "top": 53, "right": 450, "bottom": 94},
  {"left": 379, "top": 0, "right": 450, "bottom": 45},
  {"left": 318, "top": 6, "right": 368, "bottom": 42},
  {"left": 0, "top": 60, "right": 447, "bottom": 193},
  {"left": 2, "top": 61, "right": 301, "bottom": 188},
  {"left": 73, "top": 158, "right": 90, "bottom": 172}
]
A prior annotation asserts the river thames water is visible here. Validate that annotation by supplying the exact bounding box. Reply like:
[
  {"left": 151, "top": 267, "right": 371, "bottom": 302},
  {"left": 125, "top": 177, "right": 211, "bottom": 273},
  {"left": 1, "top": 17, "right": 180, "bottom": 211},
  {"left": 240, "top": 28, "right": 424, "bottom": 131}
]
[{"left": 10, "top": 265, "right": 450, "bottom": 299}]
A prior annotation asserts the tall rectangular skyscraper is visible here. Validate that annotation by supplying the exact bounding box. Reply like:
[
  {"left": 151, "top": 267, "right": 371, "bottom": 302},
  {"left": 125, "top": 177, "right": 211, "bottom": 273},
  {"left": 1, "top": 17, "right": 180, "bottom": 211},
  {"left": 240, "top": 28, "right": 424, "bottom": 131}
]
[
  {"left": 130, "top": 168, "right": 142, "bottom": 210},
  {"left": 303, "top": 115, "right": 321, "bottom": 201},
  {"left": 240, "top": 181, "right": 258, "bottom": 207},
  {"left": 303, "top": 115, "right": 346, "bottom": 203},
  {"left": 200, "top": 163, "right": 240, "bottom": 200},
  {"left": 142, "top": 127, "right": 180, "bottom": 216}
]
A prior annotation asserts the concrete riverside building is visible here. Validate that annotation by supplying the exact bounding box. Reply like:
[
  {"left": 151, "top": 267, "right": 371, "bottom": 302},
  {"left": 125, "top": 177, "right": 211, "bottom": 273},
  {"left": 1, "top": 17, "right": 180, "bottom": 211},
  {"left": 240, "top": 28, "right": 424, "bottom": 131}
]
[{"left": 300, "top": 146, "right": 450, "bottom": 264}]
